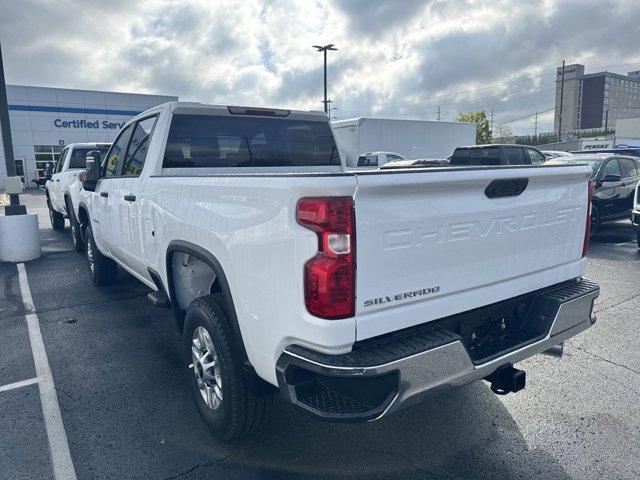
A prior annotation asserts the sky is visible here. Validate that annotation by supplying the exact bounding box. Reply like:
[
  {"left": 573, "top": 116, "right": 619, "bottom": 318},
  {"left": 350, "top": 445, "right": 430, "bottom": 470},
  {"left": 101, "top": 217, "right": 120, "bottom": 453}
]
[{"left": 1, "top": 0, "right": 639, "bottom": 135}]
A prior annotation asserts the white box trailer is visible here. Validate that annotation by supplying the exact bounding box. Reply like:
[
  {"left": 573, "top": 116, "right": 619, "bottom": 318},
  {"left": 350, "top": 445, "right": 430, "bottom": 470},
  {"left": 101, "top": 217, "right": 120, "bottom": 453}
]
[{"left": 331, "top": 117, "right": 476, "bottom": 167}]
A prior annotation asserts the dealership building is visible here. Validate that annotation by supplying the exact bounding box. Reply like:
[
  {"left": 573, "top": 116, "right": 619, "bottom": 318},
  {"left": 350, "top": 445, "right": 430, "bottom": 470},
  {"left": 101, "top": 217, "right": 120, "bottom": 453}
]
[{"left": 0, "top": 84, "right": 177, "bottom": 187}]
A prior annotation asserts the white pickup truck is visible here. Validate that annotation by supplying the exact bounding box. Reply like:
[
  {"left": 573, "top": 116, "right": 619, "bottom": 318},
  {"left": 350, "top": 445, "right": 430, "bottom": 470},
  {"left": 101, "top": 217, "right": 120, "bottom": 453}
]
[
  {"left": 45, "top": 142, "right": 110, "bottom": 251},
  {"left": 77, "top": 102, "right": 599, "bottom": 440}
]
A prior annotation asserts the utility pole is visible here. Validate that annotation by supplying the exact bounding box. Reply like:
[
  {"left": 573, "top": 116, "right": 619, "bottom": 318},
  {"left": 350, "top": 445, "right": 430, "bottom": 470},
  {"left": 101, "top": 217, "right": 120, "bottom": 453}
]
[
  {"left": 0, "top": 40, "right": 22, "bottom": 212},
  {"left": 490, "top": 109, "right": 494, "bottom": 136},
  {"left": 534, "top": 112, "right": 538, "bottom": 137},
  {"left": 558, "top": 60, "right": 565, "bottom": 141},
  {"left": 436, "top": 106, "right": 441, "bottom": 121},
  {"left": 313, "top": 44, "right": 337, "bottom": 114}
]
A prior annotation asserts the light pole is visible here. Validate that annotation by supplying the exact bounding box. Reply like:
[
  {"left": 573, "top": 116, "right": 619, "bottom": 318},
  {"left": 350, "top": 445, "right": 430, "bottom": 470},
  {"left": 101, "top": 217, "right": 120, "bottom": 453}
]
[
  {"left": 313, "top": 44, "right": 337, "bottom": 114},
  {"left": 0, "top": 41, "right": 25, "bottom": 215}
]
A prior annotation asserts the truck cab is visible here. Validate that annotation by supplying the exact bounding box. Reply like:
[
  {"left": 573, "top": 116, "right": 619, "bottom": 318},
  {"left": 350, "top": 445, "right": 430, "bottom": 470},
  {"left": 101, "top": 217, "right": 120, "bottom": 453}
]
[{"left": 450, "top": 144, "right": 547, "bottom": 166}]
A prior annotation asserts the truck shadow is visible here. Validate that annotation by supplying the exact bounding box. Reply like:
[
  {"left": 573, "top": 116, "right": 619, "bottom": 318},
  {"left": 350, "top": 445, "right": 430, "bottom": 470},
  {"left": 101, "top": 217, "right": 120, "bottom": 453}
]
[{"left": 227, "top": 384, "right": 572, "bottom": 479}]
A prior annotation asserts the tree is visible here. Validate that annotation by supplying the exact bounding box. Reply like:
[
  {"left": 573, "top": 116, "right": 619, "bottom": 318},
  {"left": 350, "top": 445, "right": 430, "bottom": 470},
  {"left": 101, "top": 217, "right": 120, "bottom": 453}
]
[
  {"left": 494, "top": 124, "right": 514, "bottom": 143},
  {"left": 457, "top": 111, "right": 492, "bottom": 144}
]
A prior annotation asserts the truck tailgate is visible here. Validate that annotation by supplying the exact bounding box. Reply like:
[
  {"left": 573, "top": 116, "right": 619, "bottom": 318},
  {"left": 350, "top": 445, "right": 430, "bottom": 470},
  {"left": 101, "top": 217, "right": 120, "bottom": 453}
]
[{"left": 353, "top": 166, "right": 591, "bottom": 341}]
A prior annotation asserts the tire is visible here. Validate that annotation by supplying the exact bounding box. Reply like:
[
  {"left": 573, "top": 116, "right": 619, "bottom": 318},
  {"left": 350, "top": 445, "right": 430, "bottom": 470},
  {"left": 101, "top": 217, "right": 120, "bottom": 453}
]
[
  {"left": 84, "top": 225, "right": 118, "bottom": 286},
  {"left": 590, "top": 205, "right": 600, "bottom": 238},
  {"left": 183, "top": 294, "right": 271, "bottom": 441},
  {"left": 637, "top": 227, "right": 640, "bottom": 249},
  {"left": 66, "top": 198, "right": 84, "bottom": 253},
  {"left": 48, "top": 200, "right": 65, "bottom": 230}
]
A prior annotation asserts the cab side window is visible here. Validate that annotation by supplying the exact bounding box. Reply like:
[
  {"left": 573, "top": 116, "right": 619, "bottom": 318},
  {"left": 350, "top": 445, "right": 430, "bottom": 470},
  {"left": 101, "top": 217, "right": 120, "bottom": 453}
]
[
  {"left": 103, "top": 124, "right": 134, "bottom": 177},
  {"left": 525, "top": 148, "right": 546, "bottom": 165},
  {"left": 55, "top": 148, "right": 69, "bottom": 173},
  {"left": 121, "top": 116, "right": 158, "bottom": 177}
]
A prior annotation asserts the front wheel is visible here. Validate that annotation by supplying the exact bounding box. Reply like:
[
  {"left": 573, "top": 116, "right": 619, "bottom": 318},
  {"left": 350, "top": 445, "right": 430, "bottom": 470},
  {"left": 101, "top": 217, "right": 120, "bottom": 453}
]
[
  {"left": 67, "top": 200, "right": 84, "bottom": 253},
  {"left": 183, "top": 295, "right": 271, "bottom": 440},
  {"left": 84, "top": 225, "right": 118, "bottom": 285},
  {"left": 48, "top": 200, "right": 65, "bottom": 230}
]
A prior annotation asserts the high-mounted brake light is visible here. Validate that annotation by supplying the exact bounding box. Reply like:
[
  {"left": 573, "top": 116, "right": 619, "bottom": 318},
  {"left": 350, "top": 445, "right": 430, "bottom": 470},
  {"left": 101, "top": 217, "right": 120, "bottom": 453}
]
[
  {"left": 297, "top": 197, "right": 355, "bottom": 319},
  {"left": 227, "top": 106, "right": 290, "bottom": 117},
  {"left": 582, "top": 179, "right": 594, "bottom": 257}
]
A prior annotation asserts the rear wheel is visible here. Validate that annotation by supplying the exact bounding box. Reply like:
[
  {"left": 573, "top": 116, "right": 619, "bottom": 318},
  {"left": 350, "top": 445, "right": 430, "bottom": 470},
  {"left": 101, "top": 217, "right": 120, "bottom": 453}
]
[
  {"left": 183, "top": 294, "right": 271, "bottom": 440},
  {"left": 84, "top": 225, "right": 118, "bottom": 285},
  {"left": 48, "top": 200, "right": 65, "bottom": 230}
]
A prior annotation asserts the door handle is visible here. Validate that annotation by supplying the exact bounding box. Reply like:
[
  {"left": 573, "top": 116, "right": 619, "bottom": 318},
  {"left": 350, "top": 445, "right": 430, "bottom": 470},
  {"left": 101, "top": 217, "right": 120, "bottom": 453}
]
[
  {"left": 124, "top": 194, "right": 136, "bottom": 202},
  {"left": 100, "top": 191, "right": 109, "bottom": 197}
]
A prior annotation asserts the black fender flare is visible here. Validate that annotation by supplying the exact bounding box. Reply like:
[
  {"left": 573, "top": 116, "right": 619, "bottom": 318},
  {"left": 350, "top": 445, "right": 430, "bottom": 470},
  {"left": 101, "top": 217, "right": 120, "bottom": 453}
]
[{"left": 165, "top": 241, "right": 249, "bottom": 361}]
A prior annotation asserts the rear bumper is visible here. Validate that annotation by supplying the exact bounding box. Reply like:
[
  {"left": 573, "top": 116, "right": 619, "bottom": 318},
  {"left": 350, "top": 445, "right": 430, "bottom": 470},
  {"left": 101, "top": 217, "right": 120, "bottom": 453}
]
[{"left": 276, "top": 279, "right": 599, "bottom": 422}]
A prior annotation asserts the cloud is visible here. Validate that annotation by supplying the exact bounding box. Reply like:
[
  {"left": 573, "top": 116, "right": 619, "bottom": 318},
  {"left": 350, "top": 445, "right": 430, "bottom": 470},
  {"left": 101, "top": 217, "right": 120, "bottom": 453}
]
[{"left": 1, "top": 0, "right": 639, "bottom": 134}]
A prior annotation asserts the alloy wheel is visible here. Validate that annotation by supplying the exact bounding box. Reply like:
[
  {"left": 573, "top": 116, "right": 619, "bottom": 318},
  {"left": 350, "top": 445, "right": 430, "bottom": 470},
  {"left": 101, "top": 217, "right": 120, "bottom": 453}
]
[
  {"left": 191, "top": 326, "right": 223, "bottom": 411},
  {"left": 86, "top": 237, "right": 95, "bottom": 275}
]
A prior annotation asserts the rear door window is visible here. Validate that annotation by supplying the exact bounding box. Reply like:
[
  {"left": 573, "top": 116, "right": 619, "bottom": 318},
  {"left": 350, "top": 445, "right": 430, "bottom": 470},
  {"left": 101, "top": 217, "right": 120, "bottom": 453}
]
[
  {"left": 468, "top": 148, "right": 502, "bottom": 165},
  {"left": 163, "top": 115, "right": 339, "bottom": 168},
  {"left": 357, "top": 155, "right": 378, "bottom": 166},
  {"left": 505, "top": 147, "right": 526, "bottom": 165},
  {"left": 619, "top": 158, "right": 638, "bottom": 178}
]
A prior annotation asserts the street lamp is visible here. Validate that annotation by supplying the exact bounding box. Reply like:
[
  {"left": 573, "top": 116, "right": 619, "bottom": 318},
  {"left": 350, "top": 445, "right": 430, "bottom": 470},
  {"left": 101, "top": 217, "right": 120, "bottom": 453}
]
[{"left": 313, "top": 44, "right": 337, "bottom": 114}]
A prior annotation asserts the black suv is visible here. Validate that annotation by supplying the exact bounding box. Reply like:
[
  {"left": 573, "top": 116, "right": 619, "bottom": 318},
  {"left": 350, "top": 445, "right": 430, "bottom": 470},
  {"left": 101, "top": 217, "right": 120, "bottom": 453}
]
[
  {"left": 450, "top": 144, "right": 547, "bottom": 166},
  {"left": 547, "top": 154, "right": 640, "bottom": 234}
]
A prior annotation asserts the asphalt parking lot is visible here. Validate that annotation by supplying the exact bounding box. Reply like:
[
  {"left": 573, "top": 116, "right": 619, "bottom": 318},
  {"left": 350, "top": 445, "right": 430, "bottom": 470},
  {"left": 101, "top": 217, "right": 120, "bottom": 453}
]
[{"left": 1, "top": 190, "right": 639, "bottom": 480}]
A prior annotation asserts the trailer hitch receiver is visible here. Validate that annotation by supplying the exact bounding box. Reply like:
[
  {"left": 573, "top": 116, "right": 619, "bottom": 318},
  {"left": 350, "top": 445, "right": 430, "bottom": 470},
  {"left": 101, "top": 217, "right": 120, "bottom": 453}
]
[{"left": 484, "top": 364, "right": 526, "bottom": 395}]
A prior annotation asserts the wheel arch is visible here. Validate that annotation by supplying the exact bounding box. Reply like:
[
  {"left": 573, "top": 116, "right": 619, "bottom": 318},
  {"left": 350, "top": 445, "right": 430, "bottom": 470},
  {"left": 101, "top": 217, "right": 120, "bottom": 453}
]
[{"left": 165, "top": 241, "right": 248, "bottom": 361}]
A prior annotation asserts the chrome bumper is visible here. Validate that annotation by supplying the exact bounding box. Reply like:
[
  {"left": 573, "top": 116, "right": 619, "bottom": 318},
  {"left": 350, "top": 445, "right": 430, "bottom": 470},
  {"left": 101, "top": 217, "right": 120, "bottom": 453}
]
[{"left": 276, "top": 279, "right": 599, "bottom": 422}]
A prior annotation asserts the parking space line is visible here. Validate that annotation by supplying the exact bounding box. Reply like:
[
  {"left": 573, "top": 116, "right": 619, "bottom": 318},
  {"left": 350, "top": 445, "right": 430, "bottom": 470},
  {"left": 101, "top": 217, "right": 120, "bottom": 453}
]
[
  {"left": 0, "top": 377, "right": 39, "bottom": 393},
  {"left": 17, "top": 263, "right": 77, "bottom": 480}
]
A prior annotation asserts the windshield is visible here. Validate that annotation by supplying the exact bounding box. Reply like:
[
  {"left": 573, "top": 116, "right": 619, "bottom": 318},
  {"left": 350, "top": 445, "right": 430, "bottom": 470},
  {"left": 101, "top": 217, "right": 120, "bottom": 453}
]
[
  {"left": 69, "top": 147, "right": 111, "bottom": 169},
  {"left": 546, "top": 157, "right": 601, "bottom": 177},
  {"left": 163, "top": 115, "right": 339, "bottom": 168}
]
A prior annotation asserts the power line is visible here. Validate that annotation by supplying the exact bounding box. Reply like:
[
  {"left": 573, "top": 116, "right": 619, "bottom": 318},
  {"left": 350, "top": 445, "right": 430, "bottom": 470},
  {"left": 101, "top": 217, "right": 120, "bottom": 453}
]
[{"left": 336, "top": 60, "right": 640, "bottom": 112}]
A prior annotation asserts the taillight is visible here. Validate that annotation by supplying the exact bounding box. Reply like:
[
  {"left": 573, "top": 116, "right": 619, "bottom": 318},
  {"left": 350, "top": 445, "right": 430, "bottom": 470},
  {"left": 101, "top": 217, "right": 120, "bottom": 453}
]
[
  {"left": 582, "top": 179, "right": 594, "bottom": 257},
  {"left": 297, "top": 197, "right": 355, "bottom": 319}
]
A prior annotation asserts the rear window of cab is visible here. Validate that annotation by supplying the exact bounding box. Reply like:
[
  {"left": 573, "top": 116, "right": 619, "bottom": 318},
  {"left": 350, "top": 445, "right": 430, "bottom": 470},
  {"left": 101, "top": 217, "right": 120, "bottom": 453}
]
[{"left": 163, "top": 114, "right": 339, "bottom": 168}]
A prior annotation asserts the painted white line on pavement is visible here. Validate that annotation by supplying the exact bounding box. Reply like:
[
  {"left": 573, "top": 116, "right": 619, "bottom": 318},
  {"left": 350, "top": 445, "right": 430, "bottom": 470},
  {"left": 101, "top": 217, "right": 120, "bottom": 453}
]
[
  {"left": 17, "top": 262, "right": 77, "bottom": 480},
  {"left": 0, "top": 377, "right": 39, "bottom": 393}
]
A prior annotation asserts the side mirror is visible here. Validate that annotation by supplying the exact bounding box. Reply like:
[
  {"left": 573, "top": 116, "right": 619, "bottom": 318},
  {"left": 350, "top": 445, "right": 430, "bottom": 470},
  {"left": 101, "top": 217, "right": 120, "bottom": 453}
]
[
  {"left": 82, "top": 150, "right": 102, "bottom": 192},
  {"left": 602, "top": 174, "right": 622, "bottom": 183}
]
